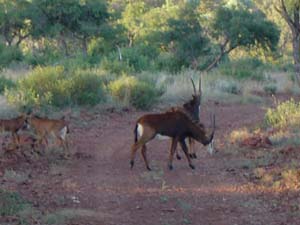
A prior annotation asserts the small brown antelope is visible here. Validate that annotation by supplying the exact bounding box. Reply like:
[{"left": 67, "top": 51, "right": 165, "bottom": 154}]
[
  {"left": 167, "top": 76, "right": 204, "bottom": 159},
  {"left": 0, "top": 114, "right": 29, "bottom": 149},
  {"left": 27, "top": 115, "right": 70, "bottom": 154},
  {"left": 130, "top": 110, "right": 215, "bottom": 171}
]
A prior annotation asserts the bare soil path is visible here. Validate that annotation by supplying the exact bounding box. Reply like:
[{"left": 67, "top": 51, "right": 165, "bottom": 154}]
[{"left": 0, "top": 100, "right": 297, "bottom": 225}]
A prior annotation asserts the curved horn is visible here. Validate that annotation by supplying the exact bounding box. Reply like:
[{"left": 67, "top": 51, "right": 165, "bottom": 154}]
[
  {"left": 208, "top": 113, "right": 215, "bottom": 143},
  {"left": 190, "top": 78, "right": 197, "bottom": 95}
]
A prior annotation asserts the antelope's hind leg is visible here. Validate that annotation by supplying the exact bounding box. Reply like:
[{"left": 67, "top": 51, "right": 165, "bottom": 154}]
[
  {"left": 130, "top": 126, "right": 155, "bottom": 170},
  {"left": 141, "top": 145, "right": 151, "bottom": 171}
]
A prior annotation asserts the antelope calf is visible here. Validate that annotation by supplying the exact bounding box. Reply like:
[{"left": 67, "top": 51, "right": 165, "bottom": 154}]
[
  {"left": 27, "top": 115, "right": 70, "bottom": 154},
  {"left": 130, "top": 110, "right": 215, "bottom": 171},
  {"left": 0, "top": 114, "right": 29, "bottom": 149}
]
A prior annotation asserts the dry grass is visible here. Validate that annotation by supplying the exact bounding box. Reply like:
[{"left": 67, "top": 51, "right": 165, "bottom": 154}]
[{"left": 229, "top": 127, "right": 252, "bottom": 144}]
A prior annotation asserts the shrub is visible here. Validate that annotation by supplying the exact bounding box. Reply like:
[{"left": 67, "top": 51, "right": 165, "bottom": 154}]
[
  {"left": 109, "top": 75, "right": 163, "bottom": 109},
  {"left": 100, "top": 58, "right": 134, "bottom": 75},
  {"left": 5, "top": 66, "right": 107, "bottom": 109},
  {"left": 6, "top": 66, "right": 71, "bottom": 108},
  {"left": 265, "top": 99, "right": 300, "bottom": 128},
  {"left": 0, "top": 189, "right": 29, "bottom": 216},
  {"left": 264, "top": 84, "right": 277, "bottom": 95},
  {"left": 219, "top": 57, "right": 265, "bottom": 81},
  {"left": 155, "top": 52, "right": 182, "bottom": 73},
  {"left": 70, "top": 70, "right": 106, "bottom": 105},
  {"left": 0, "top": 76, "right": 16, "bottom": 94},
  {"left": 216, "top": 80, "right": 242, "bottom": 95},
  {"left": 0, "top": 44, "right": 23, "bottom": 70}
]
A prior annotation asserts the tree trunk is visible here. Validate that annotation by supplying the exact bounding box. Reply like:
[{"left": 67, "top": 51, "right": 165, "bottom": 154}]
[
  {"left": 292, "top": 33, "right": 300, "bottom": 86},
  {"left": 60, "top": 33, "right": 69, "bottom": 56},
  {"left": 205, "top": 52, "right": 223, "bottom": 72},
  {"left": 205, "top": 39, "right": 230, "bottom": 72},
  {"left": 82, "top": 38, "right": 88, "bottom": 56}
]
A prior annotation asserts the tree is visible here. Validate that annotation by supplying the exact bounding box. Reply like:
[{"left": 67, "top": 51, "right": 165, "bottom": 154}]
[
  {"left": 206, "top": 6, "right": 280, "bottom": 71},
  {"left": 274, "top": 0, "right": 300, "bottom": 86},
  {"left": 0, "top": 0, "right": 32, "bottom": 46},
  {"left": 162, "top": 2, "right": 209, "bottom": 69},
  {"left": 31, "top": 0, "right": 109, "bottom": 55},
  {"left": 120, "top": 1, "right": 148, "bottom": 47}
]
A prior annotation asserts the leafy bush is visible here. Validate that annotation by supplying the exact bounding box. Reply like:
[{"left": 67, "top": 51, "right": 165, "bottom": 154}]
[
  {"left": 109, "top": 75, "right": 163, "bottom": 109},
  {"left": 265, "top": 99, "right": 300, "bottom": 128},
  {"left": 0, "top": 76, "right": 16, "bottom": 93},
  {"left": 216, "top": 80, "right": 242, "bottom": 95},
  {"left": 70, "top": 70, "right": 106, "bottom": 105},
  {"left": 100, "top": 58, "right": 134, "bottom": 75},
  {"left": 0, "top": 189, "right": 29, "bottom": 216},
  {"left": 5, "top": 66, "right": 107, "bottom": 108},
  {"left": 219, "top": 58, "right": 265, "bottom": 81},
  {"left": 6, "top": 66, "right": 71, "bottom": 108},
  {"left": 155, "top": 52, "right": 182, "bottom": 73},
  {"left": 0, "top": 44, "right": 23, "bottom": 70},
  {"left": 264, "top": 84, "right": 277, "bottom": 95}
]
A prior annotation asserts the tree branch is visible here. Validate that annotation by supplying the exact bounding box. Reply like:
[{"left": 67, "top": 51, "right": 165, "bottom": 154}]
[{"left": 274, "top": 0, "right": 297, "bottom": 34}]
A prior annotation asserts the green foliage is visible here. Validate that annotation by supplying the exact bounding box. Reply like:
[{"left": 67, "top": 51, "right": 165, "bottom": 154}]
[
  {"left": 265, "top": 99, "right": 300, "bottom": 128},
  {"left": 70, "top": 70, "right": 106, "bottom": 105},
  {"left": 31, "top": 0, "right": 110, "bottom": 55},
  {"left": 121, "top": 45, "right": 158, "bottom": 72},
  {"left": 100, "top": 58, "right": 134, "bottom": 75},
  {"left": 213, "top": 7, "right": 280, "bottom": 51},
  {"left": 0, "top": 0, "right": 32, "bottom": 46},
  {"left": 5, "top": 66, "right": 106, "bottom": 109},
  {"left": 220, "top": 81, "right": 241, "bottom": 95},
  {"left": 219, "top": 58, "right": 265, "bottom": 80},
  {"left": 160, "top": 2, "right": 209, "bottom": 70},
  {"left": 155, "top": 52, "right": 180, "bottom": 73},
  {"left": 0, "top": 189, "right": 30, "bottom": 217},
  {"left": 0, "top": 44, "right": 23, "bottom": 69},
  {"left": 264, "top": 84, "right": 277, "bottom": 95},
  {"left": 0, "top": 76, "right": 16, "bottom": 93},
  {"left": 24, "top": 42, "right": 62, "bottom": 66},
  {"left": 108, "top": 75, "right": 163, "bottom": 109}
]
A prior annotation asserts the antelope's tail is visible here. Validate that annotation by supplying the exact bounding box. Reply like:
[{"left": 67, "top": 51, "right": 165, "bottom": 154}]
[{"left": 134, "top": 124, "right": 138, "bottom": 143}]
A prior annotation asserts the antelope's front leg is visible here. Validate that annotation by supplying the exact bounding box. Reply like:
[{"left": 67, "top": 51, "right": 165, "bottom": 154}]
[
  {"left": 168, "top": 137, "right": 178, "bottom": 170},
  {"left": 179, "top": 140, "right": 195, "bottom": 170},
  {"left": 188, "top": 138, "right": 197, "bottom": 159}
]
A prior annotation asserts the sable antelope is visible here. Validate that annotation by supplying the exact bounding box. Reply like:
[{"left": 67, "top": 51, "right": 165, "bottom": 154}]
[
  {"left": 130, "top": 110, "right": 215, "bottom": 171},
  {"left": 26, "top": 115, "right": 70, "bottom": 154},
  {"left": 167, "top": 76, "right": 208, "bottom": 159},
  {"left": 0, "top": 114, "right": 29, "bottom": 149}
]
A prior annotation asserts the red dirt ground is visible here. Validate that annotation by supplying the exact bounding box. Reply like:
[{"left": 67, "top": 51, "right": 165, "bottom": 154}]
[{"left": 0, "top": 98, "right": 299, "bottom": 225}]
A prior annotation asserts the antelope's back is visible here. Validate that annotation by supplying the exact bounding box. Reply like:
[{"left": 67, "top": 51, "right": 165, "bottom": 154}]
[{"left": 137, "top": 111, "right": 192, "bottom": 137}]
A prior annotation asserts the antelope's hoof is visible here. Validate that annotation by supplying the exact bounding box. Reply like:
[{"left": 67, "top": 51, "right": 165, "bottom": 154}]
[
  {"left": 192, "top": 153, "right": 197, "bottom": 159},
  {"left": 130, "top": 160, "right": 134, "bottom": 169},
  {"left": 168, "top": 164, "right": 173, "bottom": 170},
  {"left": 189, "top": 164, "right": 195, "bottom": 170},
  {"left": 176, "top": 154, "right": 181, "bottom": 160},
  {"left": 189, "top": 153, "right": 193, "bottom": 158},
  {"left": 146, "top": 166, "right": 152, "bottom": 171}
]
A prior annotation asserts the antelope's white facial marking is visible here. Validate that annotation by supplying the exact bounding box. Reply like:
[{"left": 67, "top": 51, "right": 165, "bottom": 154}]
[
  {"left": 207, "top": 139, "right": 214, "bottom": 155},
  {"left": 59, "top": 126, "right": 68, "bottom": 140}
]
